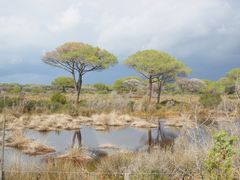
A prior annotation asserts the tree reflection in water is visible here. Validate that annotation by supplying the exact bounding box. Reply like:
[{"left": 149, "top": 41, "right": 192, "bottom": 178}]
[{"left": 72, "top": 130, "right": 82, "bottom": 148}]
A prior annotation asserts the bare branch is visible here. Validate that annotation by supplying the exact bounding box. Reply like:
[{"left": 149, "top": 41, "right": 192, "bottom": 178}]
[{"left": 43, "top": 58, "right": 74, "bottom": 73}]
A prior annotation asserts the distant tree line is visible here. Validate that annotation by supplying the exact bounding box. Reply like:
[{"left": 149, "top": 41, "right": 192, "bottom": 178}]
[{"left": 1, "top": 41, "right": 239, "bottom": 105}]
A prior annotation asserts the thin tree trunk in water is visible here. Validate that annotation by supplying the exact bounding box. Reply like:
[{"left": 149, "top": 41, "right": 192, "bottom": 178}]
[
  {"left": 157, "top": 80, "right": 162, "bottom": 104},
  {"left": 148, "top": 76, "right": 153, "bottom": 103}
]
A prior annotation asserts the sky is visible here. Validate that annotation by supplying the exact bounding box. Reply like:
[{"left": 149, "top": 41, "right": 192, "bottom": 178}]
[{"left": 0, "top": 0, "right": 239, "bottom": 85}]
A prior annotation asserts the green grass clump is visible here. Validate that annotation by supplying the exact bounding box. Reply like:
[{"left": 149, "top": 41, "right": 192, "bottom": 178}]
[{"left": 51, "top": 92, "right": 67, "bottom": 105}]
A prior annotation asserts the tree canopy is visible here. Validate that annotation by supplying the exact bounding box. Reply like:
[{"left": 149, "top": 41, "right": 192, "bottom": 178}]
[
  {"left": 43, "top": 42, "right": 117, "bottom": 73},
  {"left": 125, "top": 50, "right": 190, "bottom": 79},
  {"left": 226, "top": 68, "right": 240, "bottom": 81},
  {"left": 125, "top": 50, "right": 191, "bottom": 103},
  {"left": 225, "top": 68, "right": 240, "bottom": 98},
  {"left": 211, "top": 68, "right": 240, "bottom": 95},
  {"left": 43, "top": 42, "right": 117, "bottom": 102}
]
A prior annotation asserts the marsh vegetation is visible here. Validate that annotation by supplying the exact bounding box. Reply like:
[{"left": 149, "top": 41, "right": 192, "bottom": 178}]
[{"left": 0, "top": 44, "right": 240, "bottom": 179}]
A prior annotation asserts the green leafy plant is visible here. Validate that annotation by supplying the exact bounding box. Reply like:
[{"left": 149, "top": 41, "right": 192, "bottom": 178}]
[
  {"left": 51, "top": 92, "right": 67, "bottom": 105},
  {"left": 204, "top": 131, "right": 237, "bottom": 180},
  {"left": 0, "top": 96, "right": 20, "bottom": 111},
  {"left": 93, "top": 83, "right": 110, "bottom": 94},
  {"left": 31, "top": 87, "right": 46, "bottom": 94},
  {"left": 199, "top": 92, "right": 222, "bottom": 108},
  {"left": 51, "top": 76, "right": 74, "bottom": 92},
  {"left": 8, "top": 86, "right": 22, "bottom": 94}
]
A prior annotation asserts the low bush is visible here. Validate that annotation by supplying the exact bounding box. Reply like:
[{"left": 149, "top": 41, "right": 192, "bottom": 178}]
[
  {"left": 199, "top": 92, "right": 222, "bottom": 108},
  {"left": 31, "top": 87, "right": 46, "bottom": 94},
  {"left": 204, "top": 131, "right": 236, "bottom": 180},
  {"left": 51, "top": 92, "right": 67, "bottom": 105},
  {"left": 225, "top": 85, "right": 235, "bottom": 95},
  {"left": 0, "top": 96, "right": 20, "bottom": 111},
  {"left": 93, "top": 83, "right": 111, "bottom": 94},
  {"left": 8, "top": 86, "right": 22, "bottom": 94}
]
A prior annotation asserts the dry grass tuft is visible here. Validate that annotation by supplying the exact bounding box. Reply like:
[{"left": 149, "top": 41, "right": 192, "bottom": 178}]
[{"left": 6, "top": 130, "right": 55, "bottom": 156}]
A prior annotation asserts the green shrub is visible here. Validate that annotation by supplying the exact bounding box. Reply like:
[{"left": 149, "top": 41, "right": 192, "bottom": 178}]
[
  {"left": 204, "top": 131, "right": 236, "bottom": 180},
  {"left": 22, "top": 100, "right": 52, "bottom": 113},
  {"left": 23, "top": 100, "right": 37, "bottom": 112},
  {"left": 31, "top": 87, "right": 46, "bottom": 94},
  {"left": 52, "top": 76, "right": 74, "bottom": 92},
  {"left": 93, "top": 83, "right": 110, "bottom": 93},
  {"left": 51, "top": 92, "right": 67, "bottom": 104},
  {"left": 199, "top": 92, "right": 222, "bottom": 108},
  {"left": 8, "top": 86, "right": 22, "bottom": 94},
  {"left": 0, "top": 96, "right": 20, "bottom": 111},
  {"left": 225, "top": 85, "right": 235, "bottom": 95}
]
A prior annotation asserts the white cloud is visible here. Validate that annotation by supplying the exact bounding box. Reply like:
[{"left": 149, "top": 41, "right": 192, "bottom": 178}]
[
  {"left": 0, "top": 16, "right": 40, "bottom": 47},
  {"left": 48, "top": 4, "right": 82, "bottom": 32},
  {"left": 0, "top": 0, "right": 239, "bottom": 55},
  {"left": 95, "top": 0, "right": 238, "bottom": 57},
  {"left": 0, "top": 0, "right": 239, "bottom": 83}
]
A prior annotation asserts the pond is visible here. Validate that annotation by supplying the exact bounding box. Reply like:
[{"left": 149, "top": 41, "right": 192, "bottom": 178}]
[{"left": 4, "top": 122, "right": 181, "bottom": 168}]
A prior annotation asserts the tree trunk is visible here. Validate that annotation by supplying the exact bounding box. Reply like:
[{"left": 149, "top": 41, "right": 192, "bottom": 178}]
[
  {"left": 62, "top": 86, "right": 66, "bottom": 93},
  {"left": 148, "top": 76, "right": 153, "bottom": 103},
  {"left": 72, "top": 70, "right": 78, "bottom": 92},
  {"left": 76, "top": 75, "right": 83, "bottom": 104},
  {"left": 157, "top": 80, "right": 162, "bottom": 104}
]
